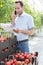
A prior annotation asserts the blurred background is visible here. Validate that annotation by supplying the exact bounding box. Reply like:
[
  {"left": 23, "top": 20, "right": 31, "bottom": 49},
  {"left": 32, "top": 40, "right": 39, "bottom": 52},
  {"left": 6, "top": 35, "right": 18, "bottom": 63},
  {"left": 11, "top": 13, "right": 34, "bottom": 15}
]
[{"left": 0, "top": 0, "right": 43, "bottom": 29}]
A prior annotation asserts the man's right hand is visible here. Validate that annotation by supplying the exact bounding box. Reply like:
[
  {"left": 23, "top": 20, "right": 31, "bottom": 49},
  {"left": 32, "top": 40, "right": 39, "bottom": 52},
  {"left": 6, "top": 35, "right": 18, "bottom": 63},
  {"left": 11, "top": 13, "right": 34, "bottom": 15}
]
[
  {"left": 11, "top": 11, "right": 16, "bottom": 20},
  {"left": 11, "top": 11, "right": 17, "bottom": 25}
]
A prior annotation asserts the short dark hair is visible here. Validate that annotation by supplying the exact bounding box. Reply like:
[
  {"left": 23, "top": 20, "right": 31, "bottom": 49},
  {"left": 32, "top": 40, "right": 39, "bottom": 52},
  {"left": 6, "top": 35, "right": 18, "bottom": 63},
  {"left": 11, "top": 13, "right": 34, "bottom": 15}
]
[{"left": 15, "top": 1, "right": 24, "bottom": 7}]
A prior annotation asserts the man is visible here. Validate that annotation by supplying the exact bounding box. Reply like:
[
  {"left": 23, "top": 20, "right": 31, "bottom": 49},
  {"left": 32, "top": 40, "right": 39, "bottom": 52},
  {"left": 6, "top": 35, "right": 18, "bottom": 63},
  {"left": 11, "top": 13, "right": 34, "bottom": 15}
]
[{"left": 12, "top": 1, "right": 35, "bottom": 53}]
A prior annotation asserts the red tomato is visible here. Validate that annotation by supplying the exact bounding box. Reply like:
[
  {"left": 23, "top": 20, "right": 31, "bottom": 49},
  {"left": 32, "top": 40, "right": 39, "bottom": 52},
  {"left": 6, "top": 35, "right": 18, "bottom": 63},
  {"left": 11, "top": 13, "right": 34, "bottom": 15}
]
[
  {"left": 21, "top": 56, "right": 24, "bottom": 59},
  {"left": 20, "top": 52, "right": 24, "bottom": 55},
  {"left": 13, "top": 59, "right": 17, "bottom": 64},
  {"left": 1, "top": 40, "right": 4, "bottom": 42},
  {"left": 17, "top": 53, "right": 20, "bottom": 57},
  {"left": 26, "top": 54, "right": 30, "bottom": 59},
  {"left": 4, "top": 48, "right": 8, "bottom": 52},
  {"left": 19, "top": 55, "right": 22, "bottom": 58},
  {"left": 21, "top": 61, "right": 25, "bottom": 65},
  {"left": 15, "top": 55, "right": 19, "bottom": 58},
  {"left": 12, "top": 45, "right": 15, "bottom": 48},
  {"left": 16, "top": 61, "right": 22, "bottom": 65},
  {"left": 10, "top": 60, "right": 13, "bottom": 65},
  {"left": 6, "top": 61, "right": 11, "bottom": 65},
  {"left": 4, "top": 58, "right": 8, "bottom": 62},
  {"left": 25, "top": 59, "right": 30, "bottom": 64},
  {"left": 1, "top": 37, "right": 6, "bottom": 42},
  {"left": 24, "top": 52, "right": 28, "bottom": 58},
  {"left": 12, "top": 63, "right": 15, "bottom": 65}
]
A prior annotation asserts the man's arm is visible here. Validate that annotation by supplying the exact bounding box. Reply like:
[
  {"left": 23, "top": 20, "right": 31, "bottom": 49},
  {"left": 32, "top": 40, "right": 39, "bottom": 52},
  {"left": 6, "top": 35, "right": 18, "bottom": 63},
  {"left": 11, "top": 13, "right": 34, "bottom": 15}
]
[
  {"left": 21, "top": 28, "right": 35, "bottom": 36},
  {"left": 13, "top": 28, "right": 35, "bottom": 36}
]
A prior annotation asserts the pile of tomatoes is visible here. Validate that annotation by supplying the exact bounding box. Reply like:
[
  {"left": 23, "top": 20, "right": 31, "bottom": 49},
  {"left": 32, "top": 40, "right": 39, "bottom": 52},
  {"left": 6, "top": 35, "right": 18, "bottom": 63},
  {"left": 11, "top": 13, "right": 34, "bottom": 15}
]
[
  {"left": 0, "top": 37, "right": 6, "bottom": 42},
  {"left": 4, "top": 51, "right": 38, "bottom": 65}
]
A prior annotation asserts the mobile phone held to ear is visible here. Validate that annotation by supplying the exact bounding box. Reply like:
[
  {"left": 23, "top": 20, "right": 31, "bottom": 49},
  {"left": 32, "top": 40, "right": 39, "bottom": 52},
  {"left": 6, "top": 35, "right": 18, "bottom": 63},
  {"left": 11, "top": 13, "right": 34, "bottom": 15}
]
[{"left": 14, "top": 11, "right": 17, "bottom": 15}]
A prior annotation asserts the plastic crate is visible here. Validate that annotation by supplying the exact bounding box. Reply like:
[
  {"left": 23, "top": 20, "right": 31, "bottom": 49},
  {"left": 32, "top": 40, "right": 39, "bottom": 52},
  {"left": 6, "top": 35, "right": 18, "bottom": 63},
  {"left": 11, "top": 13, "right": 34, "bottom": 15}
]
[{"left": 0, "top": 31, "right": 17, "bottom": 61}]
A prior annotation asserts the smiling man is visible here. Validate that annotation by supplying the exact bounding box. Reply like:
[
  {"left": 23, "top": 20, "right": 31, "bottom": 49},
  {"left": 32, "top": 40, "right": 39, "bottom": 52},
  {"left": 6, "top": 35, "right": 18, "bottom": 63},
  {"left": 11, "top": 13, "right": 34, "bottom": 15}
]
[{"left": 12, "top": 1, "right": 35, "bottom": 53}]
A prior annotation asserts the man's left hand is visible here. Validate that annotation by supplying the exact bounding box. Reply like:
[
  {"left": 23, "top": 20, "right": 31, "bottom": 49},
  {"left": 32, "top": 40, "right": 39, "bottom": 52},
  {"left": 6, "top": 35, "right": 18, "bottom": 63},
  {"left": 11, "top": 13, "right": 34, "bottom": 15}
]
[{"left": 13, "top": 28, "right": 22, "bottom": 33}]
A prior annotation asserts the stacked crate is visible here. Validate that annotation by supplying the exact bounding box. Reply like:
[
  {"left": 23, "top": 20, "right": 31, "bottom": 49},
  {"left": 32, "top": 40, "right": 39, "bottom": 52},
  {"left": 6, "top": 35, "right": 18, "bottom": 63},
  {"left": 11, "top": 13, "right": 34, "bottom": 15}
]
[{"left": 0, "top": 31, "right": 17, "bottom": 61}]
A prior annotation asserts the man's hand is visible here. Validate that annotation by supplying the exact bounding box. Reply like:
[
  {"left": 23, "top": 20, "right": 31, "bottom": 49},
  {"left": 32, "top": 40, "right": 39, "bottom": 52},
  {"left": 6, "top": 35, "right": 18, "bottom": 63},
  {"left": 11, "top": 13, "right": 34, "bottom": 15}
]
[
  {"left": 11, "top": 11, "right": 16, "bottom": 20},
  {"left": 13, "top": 28, "right": 22, "bottom": 33},
  {"left": 11, "top": 11, "right": 17, "bottom": 25}
]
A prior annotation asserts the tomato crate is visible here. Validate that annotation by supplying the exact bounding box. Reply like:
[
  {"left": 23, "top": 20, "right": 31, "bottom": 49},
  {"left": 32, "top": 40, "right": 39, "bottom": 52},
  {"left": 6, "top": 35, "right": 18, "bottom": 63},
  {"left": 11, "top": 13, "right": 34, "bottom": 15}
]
[
  {"left": 0, "top": 52, "right": 38, "bottom": 65},
  {"left": 0, "top": 31, "right": 17, "bottom": 61}
]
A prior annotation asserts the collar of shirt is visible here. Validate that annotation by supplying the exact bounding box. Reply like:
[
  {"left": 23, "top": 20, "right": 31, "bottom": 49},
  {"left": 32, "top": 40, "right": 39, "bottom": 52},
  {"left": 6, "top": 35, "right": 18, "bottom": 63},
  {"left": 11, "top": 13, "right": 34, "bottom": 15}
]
[{"left": 18, "top": 12, "right": 26, "bottom": 17}]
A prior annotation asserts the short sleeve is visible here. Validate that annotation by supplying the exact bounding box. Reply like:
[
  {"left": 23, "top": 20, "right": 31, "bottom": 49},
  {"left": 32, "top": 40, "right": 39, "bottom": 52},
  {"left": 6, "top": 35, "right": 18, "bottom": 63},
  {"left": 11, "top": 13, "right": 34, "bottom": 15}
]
[{"left": 27, "top": 15, "right": 34, "bottom": 29}]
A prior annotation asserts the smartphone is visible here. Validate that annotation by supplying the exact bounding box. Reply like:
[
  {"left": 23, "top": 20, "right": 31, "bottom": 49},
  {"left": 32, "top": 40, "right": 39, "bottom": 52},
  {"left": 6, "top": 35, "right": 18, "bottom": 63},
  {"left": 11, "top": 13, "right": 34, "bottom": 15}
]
[{"left": 14, "top": 11, "right": 17, "bottom": 15}]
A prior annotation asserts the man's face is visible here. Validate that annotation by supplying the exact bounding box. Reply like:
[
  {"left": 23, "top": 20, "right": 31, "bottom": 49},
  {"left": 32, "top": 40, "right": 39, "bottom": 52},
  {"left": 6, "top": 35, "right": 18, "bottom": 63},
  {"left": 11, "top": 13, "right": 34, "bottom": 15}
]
[{"left": 14, "top": 3, "right": 23, "bottom": 15}]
